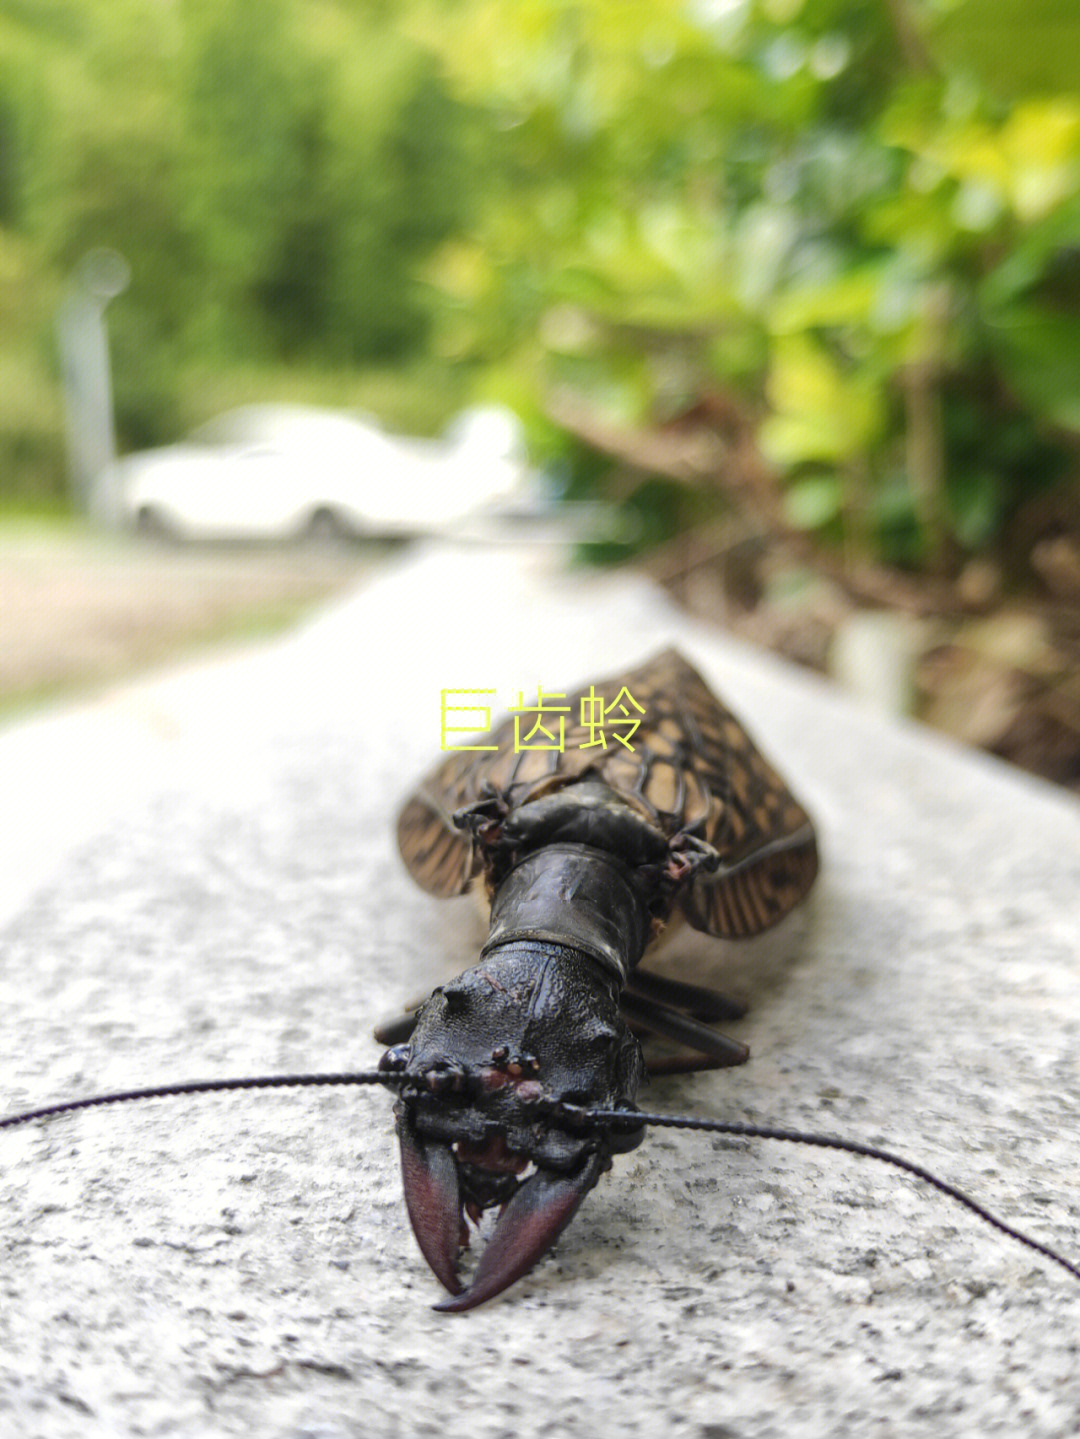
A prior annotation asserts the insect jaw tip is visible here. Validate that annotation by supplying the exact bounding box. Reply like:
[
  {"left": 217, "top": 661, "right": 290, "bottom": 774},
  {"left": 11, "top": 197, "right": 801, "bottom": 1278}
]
[{"left": 431, "top": 1287, "right": 481, "bottom": 1314}]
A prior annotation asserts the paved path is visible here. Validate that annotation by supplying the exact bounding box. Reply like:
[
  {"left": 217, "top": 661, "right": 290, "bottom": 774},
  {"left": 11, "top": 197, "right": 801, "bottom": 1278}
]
[
  {"left": 0, "top": 523, "right": 367, "bottom": 712},
  {"left": 2, "top": 544, "right": 1079, "bottom": 1438}
]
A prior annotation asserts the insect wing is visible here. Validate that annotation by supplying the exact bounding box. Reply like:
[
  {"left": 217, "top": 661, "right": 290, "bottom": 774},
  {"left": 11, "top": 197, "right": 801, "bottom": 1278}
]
[
  {"left": 396, "top": 713, "right": 592, "bottom": 897},
  {"left": 396, "top": 772, "right": 480, "bottom": 898},
  {"left": 617, "top": 648, "right": 817, "bottom": 938},
  {"left": 397, "top": 647, "right": 817, "bottom": 934},
  {"left": 557, "top": 647, "right": 819, "bottom": 937}
]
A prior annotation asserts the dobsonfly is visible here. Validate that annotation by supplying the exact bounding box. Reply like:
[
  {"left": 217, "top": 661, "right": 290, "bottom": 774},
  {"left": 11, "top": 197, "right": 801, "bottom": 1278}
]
[{"left": 3, "top": 648, "right": 1078, "bottom": 1310}]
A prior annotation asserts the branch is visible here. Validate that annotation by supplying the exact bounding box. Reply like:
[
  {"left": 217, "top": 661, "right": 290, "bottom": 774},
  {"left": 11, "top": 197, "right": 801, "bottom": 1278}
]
[{"left": 546, "top": 387, "right": 981, "bottom": 619}]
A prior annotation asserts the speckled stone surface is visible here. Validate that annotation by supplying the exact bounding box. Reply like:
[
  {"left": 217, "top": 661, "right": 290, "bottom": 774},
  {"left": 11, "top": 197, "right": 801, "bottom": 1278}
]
[{"left": 2, "top": 545, "right": 1079, "bottom": 1439}]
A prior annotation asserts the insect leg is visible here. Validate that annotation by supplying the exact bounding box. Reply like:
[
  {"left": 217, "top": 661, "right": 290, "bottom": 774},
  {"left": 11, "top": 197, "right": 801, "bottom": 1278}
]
[
  {"left": 373, "top": 1001, "right": 425, "bottom": 1046},
  {"left": 619, "top": 991, "right": 749, "bottom": 1068},
  {"left": 626, "top": 967, "right": 746, "bottom": 1023},
  {"left": 643, "top": 1049, "right": 745, "bottom": 1077}
]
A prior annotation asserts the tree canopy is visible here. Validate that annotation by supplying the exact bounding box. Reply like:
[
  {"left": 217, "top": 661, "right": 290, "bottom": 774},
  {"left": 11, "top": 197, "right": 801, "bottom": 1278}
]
[
  {"left": 2, "top": 0, "right": 1078, "bottom": 583},
  {"left": 413, "top": 0, "right": 1080, "bottom": 575}
]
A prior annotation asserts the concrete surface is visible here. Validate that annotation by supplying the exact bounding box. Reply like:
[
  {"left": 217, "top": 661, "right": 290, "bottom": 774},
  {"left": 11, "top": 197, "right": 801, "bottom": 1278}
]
[{"left": 1, "top": 544, "right": 1079, "bottom": 1439}]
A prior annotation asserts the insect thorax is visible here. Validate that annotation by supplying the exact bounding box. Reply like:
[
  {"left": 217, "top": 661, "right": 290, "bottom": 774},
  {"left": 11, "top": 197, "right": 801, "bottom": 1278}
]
[{"left": 483, "top": 842, "right": 650, "bottom": 985}]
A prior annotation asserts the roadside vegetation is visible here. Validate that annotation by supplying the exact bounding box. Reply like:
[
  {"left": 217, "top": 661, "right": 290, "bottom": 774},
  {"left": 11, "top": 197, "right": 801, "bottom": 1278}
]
[{"left": 1, "top": 0, "right": 1078, "bottom": 786}]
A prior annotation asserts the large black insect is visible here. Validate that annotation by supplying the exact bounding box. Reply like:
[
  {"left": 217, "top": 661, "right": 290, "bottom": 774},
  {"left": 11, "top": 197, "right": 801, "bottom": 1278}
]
[
  {"left": 2, "top": 648, "right": 1077, "bottom": 1310},
  {"left": 381, "top": 647, "right": 818, "bottom": 1309}
]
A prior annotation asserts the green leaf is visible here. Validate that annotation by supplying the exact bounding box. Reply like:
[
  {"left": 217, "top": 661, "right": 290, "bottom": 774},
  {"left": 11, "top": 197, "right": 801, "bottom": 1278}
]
[
  {"left": 928, "top": 0, "right": 1080, "bottom": 101},
  {"left": 986, "top": 303, "right": 1080, "bottom": 432},
  {"left": 760, "top": 335, "right": 887, "bottom": 466},
  {"left": 945, "top": 469, "right": 1003, "bottom": 549},
  {"left": 769, "top": 265, "right": 881, "bottom": 334},
  {"left": 783, "top": 473, "right": 843, "bottom": 530}
]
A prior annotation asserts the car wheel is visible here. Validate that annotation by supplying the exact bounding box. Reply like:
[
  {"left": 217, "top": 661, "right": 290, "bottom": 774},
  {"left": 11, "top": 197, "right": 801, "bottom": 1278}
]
[
  {"left": 135, "top": 505, "right": 176, "bottom": 541},
  {"left": 305, "top": 507, "right": 352, "bottom": 543}
]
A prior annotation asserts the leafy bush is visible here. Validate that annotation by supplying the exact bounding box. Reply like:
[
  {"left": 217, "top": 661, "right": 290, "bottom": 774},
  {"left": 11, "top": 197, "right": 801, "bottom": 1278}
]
[
  {"left": 2, "top": 0, "right": 1077, "bottom": 563},
  {"left": 421, "top": 0, "right": 1080, "bottom": 577},
  {"left": 0, "top": 0, "right": 475, "bottom": 504}
]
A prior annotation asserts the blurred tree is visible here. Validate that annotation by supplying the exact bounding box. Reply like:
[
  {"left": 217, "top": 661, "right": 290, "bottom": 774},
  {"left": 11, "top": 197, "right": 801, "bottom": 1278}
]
[
  {"left": 0, "top": 0, "right": 475, "bottom": 471},
  {"left": 418, "top": 0, "right": 1080, "bottom": 585},
  {"left": 1, "top": 0, "right": 1077, "bottom": 566},
  {"left": 178, "top": 0, "right": 474, "bottom": 361}
]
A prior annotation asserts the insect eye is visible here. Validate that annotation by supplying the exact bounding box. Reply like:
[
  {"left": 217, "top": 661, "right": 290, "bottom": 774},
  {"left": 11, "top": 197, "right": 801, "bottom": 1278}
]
[{"left": 378, "top": 1045, "right": 409, "bottom": 1073}]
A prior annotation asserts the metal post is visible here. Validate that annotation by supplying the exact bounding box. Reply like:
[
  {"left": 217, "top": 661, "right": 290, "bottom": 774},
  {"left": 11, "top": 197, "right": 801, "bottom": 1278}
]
[{"left": 57, "top": 248, "right": 130, "bottom": 525}]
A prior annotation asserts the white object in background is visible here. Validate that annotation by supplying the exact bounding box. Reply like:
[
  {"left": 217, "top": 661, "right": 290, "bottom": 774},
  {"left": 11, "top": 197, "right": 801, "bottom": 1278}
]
[
  {"left": 107, "top": 404, "right": 538, "bottom": 541},
  {"left": 56, "top": 248, "right": 130, "bottom": 524}
]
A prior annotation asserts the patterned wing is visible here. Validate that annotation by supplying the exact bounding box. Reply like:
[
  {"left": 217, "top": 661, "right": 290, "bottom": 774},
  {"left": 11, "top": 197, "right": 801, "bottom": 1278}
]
[
  {"left": 397, "top": 648, "right": 818, "bottom": 937},
  {"left": 396, "top": 693, "right": 596, "bottom": 898},
  {"left": 614, "top": 649, "right": 818, "bottom": 938}
]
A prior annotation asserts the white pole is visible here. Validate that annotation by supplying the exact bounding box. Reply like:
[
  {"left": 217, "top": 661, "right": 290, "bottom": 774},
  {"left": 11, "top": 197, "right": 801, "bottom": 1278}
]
[{"left": 57, "top": 248, "right": 130, "bottom": 525}]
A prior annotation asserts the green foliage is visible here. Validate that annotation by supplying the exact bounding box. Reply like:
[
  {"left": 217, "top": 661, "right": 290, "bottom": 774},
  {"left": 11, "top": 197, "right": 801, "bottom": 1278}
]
[
  {"left": 416, "top": 0, "right": 1080, "bottom": 575},
  {"left": 174, "top": 0, "right": 470, "bottom": 361},
  {"left": 1, "top": 0, "right": 1077, "bottom": 573},
  {"left": 0, "top": 0, "right": 475, "bottom": 503},
  {"left": 930, "top": 0, "right": 1080, "bottom": 100}
]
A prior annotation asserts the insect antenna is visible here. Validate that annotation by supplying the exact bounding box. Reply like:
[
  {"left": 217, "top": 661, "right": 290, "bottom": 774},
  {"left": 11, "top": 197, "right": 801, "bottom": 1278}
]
[
  {"left": 0, "top": 1070, "right": 403, "bottom": 1132},
  {"left": 569, "top": 1105, "right": 1080, "bottom": 1284},
  {"left": 5, "top": 1080, "right": 1076, "bottom": 1286}
]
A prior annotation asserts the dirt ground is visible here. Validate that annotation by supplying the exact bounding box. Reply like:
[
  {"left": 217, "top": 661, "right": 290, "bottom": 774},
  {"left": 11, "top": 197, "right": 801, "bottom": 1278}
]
[
  {"left": 4, "top": 519, "right": 1078, "bottom": 796},
  {"left": 0, "top": 523, "right": 379, "bottom": 720}
]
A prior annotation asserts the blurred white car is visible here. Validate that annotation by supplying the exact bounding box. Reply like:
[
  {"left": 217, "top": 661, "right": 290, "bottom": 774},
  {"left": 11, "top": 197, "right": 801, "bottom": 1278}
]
[{"left": 107, "top": 404, "right": 536, "bottom": 541}]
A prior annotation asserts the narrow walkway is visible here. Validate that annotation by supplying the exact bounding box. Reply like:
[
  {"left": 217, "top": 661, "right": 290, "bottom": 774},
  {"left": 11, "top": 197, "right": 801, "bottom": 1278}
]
[{"left": 2, "top": 544, "right": 1078, "bottom": 1439}]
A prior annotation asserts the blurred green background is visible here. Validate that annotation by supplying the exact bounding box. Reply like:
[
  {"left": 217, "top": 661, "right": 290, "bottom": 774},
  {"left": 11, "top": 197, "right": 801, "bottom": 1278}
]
[{"left": 2, "top": 0, "right": 1079, "bottom": 781}]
